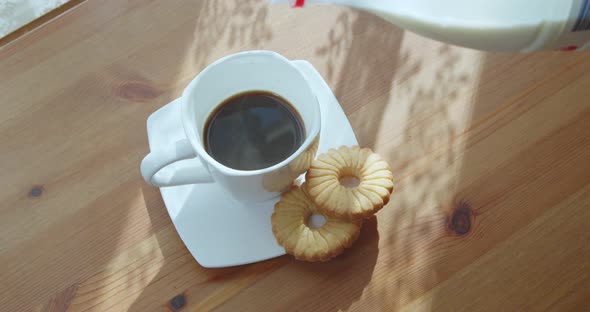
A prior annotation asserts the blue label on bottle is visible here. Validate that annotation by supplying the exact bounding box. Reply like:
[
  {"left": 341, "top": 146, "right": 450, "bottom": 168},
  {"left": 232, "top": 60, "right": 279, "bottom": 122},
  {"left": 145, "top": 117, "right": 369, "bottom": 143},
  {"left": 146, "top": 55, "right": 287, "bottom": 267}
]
[{"left": 573, "top": 0, "right": 590, "bottom": 31}]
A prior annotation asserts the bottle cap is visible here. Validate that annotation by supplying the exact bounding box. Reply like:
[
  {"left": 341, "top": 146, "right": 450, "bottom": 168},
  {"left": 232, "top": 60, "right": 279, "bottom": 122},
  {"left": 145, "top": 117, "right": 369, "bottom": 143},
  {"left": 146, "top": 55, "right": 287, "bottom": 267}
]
[{"left": 268, "top": 0, "right": 305, "bottom": 7}]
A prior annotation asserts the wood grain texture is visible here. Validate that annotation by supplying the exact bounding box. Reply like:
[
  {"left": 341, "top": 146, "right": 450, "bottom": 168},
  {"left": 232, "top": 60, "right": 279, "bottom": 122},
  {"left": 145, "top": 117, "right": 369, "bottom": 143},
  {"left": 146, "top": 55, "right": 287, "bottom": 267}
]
[{"left": 1, "top": 0, "right": 589, "bottom": 311}]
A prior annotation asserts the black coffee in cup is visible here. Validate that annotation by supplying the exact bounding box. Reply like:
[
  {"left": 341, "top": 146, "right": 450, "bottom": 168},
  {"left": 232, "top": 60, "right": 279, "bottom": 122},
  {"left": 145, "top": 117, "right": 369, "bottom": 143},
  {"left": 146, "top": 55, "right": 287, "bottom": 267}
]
[{"left": 204, "top": 91, "right": 305, "bottom": 170}]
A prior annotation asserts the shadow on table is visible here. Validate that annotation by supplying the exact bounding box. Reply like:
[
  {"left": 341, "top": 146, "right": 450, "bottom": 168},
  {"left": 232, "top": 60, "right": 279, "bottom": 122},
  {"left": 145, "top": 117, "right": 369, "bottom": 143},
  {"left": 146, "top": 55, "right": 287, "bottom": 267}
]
[
  {"left": 123, "top": 42, "right": 582, "bottom": 312},
  {"left": 125, "top": 0, "right": 586, "bottom": 307},
  {"left": 170, "top": 0, "right": 273, "bottom": 92},
  {"left": 14, "top": 0, "right": 276, "bottom": 311},
  {"left": 345, "top": 41, "right": 475, "bottom": 311},
  {"left": 133, "top": 186, "right": 378, "bottom": 312},
  {"left": 128, "top": 8, "right": 392, "bottom": 312},
  {"left": 286, "top": 216, "right": 380, "bottom": 311},
  {"left": 316, "top": 10, "right": 411, "bottom": 149},
  {"left": 125, "top": 3, "right": 579, "bottom": 311},
  {"left": 421, "top": 51, "right": 584, "bottom": 311},
  {"left": 124, "top": 0, "right": 277, "bottom": 310},
  {"left": 349, "top": 38, "right": 582, "bottom": 309}
]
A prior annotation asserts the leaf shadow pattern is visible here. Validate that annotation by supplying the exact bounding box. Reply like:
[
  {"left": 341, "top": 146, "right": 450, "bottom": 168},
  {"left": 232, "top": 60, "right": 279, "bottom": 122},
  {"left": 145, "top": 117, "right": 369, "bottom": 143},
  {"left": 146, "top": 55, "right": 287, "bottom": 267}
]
[
  {"left": 363, "top": 42, "right": 585, "bottom": 310},
  {"left": 126, "top": 1, "right": 274, "bottom": 310},
  {"left": 173, "top": 0, "right": 273, "bottom": 90},
  {"left": 376, "top": 45, "right": 472, "bottom": 309},
  {"left": 327, "top": 34, "right": 481, "bottom": 309}
]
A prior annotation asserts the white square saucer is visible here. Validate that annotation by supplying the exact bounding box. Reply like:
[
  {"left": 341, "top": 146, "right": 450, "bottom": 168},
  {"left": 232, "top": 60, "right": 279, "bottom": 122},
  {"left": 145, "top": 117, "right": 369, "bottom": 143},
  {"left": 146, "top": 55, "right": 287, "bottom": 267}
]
[{"left": 145, "top": 60, "right": 358, "bottom": 268}]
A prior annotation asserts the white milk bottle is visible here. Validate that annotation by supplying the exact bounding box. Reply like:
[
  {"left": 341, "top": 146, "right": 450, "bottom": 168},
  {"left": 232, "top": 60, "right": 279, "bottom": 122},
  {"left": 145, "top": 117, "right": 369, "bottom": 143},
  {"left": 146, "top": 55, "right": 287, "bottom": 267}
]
[{"left": 270, "top": 0, "right": 590, "bottom": 52}]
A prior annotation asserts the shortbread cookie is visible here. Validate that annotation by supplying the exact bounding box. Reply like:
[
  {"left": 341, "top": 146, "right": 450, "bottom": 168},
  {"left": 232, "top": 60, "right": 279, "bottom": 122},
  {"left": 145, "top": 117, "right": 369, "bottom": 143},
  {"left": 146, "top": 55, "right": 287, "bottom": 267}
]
[
  {"left": 306, "top": 146, "right": 394, "bottom": 219},
  {"left": 271, "top": 185, "right": 362, "bottom": 261}
]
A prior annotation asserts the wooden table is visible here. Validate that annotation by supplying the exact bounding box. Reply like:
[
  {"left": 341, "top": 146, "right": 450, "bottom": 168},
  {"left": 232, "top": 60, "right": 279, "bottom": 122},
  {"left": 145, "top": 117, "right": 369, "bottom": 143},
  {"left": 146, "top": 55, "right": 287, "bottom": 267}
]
[{"left": 1, "top": 1, "right": 589, "bottom": 311}]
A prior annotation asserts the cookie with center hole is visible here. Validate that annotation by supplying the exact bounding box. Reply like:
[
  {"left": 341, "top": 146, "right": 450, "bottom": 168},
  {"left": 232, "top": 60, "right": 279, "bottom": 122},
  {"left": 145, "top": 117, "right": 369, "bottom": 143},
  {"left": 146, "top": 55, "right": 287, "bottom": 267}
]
[
  {"left": 306, "top": 146, "right": 394, "bottom": 219},
  {"left": 271, "top": 185, "right": 362, "bottom": 262}
]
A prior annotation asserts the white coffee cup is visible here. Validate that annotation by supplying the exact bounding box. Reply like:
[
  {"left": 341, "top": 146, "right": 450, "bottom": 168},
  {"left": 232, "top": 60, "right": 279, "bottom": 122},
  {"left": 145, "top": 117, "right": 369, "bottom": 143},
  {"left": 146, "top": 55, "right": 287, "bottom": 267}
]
[{"left": 141, "top": 51, "right": 321, "bottom": 202}]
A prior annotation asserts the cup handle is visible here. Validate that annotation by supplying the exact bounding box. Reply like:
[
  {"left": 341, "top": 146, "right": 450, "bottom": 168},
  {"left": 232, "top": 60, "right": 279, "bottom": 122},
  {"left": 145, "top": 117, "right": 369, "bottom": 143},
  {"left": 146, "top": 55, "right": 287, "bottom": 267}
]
[{"left": 141, "top": 138, "right": 214, "bottom": 187}]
